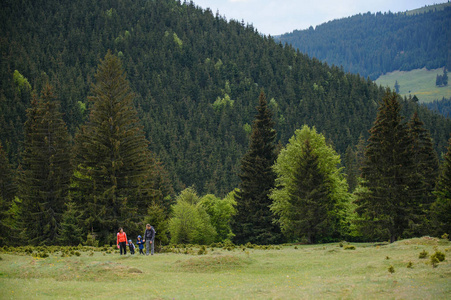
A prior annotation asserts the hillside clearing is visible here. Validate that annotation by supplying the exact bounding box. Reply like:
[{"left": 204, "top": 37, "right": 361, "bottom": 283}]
[
  {"left": 375, "top": 67, "right": 451, "bottom": 103},
  {"left": 0, "top": 237, "right": 450, "bottom": 299}
]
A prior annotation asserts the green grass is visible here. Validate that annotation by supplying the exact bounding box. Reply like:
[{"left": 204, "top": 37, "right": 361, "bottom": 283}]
[
  {"left": 0, "top": 237, "right": 450, "bottom": 299},
  {"left": 375, "top": 67, "right": 451, "bottom": 103}
]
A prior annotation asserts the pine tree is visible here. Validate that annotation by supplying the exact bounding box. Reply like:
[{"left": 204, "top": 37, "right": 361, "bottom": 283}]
[
  {"left": 0, "top": 141, "right": 18, "bottom": 246},
  {"left": 232, "top": 92, "right": 282, "bottom": 245},
  {"left": 355, "top": 92, "right": 419, "bottom": 243},
  {"left": 19, "top": 85, "right": 72, "bottom": 245},
  {"left": 58, "top": 201, "right": 84, "bottom": 246},
  {"left": 408, "top": 112, "right": 439, "bottom": 235},
  {"left": 270, "top": 126, "right": 349, "bottom": 243},
  {"left": 72, "top": 51, "right": 169, "bottom": 244},
  {"left": 432, "top": 136, "right": 451, "bottom": 235}
]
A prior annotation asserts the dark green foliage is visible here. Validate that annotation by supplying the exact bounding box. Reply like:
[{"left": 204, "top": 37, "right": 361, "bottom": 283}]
[
  {"left": 431, "top": 251, "right": 445, "bottom": 262},
  {"left": 388, "top": 265, "right": 395, "bottom": 273},
  {"left": 0, "top": 142, "right": 17, "bottom": 246},
  {"left": 232, "top": 92, "right": 282, "bottom": 245},
  {"left": 1, "top": 0, "right": 450, "bottom": 198},
  {"left": 277, "top": 9, "right": 451, "bottom": 79},
  {"left": 424, "top": 97, "right": 451, "bottom": 117},
  {"left": 356, "top": 92, "right": 420, "bottom": 243},
  {"left": 72, "top": 52, "right": 168, "bottom": 245},
  {"left": 57, "top": 202, "right": 84, "bottom": 246},
  {"left": 406, "top": 112, "right": 439, "bottom": 235},
  {"left": 419, "top": 250, "right": 429, "bottom": 259},
  {"left": 432, "top": 136, "right": 451, "bottom": 235},
  {"left": 19, "top": 85, "right": 72, "bottom": 245}
]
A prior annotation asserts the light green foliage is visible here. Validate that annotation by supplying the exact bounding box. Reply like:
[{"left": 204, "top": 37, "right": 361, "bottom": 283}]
[
  {"left": 13, "top": 70, "right": 31, "bottom": 93},
  {"left": 270, "top": 125, "right": 350, "bottom": 242},
  {"left": 169, "top": 187, "right": 216, "bottom": 245},
  {"left": 213, "top": 81, "right": 234, "bottom": 110},
  {"left": 243, "top": 123, "right": 251, "bottom": 135},
  {"left": 173, "top": 33, "right": 183, "bottom": 48},
  {"left": 144, "top": 203, "right": 170, "bottom": 245},
  {"left": 199, "top": 190, "right": 237, "bottom": 242}
]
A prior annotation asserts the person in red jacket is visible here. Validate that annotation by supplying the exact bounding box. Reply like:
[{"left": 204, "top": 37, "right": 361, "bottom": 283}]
[{"left": 117, "top": 228, "right": 128, "bottom": 255}]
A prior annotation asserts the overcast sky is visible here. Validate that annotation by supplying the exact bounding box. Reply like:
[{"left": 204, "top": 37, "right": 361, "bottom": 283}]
[{"left": 192, "top": 0, "right": 446, "bottom": 35}]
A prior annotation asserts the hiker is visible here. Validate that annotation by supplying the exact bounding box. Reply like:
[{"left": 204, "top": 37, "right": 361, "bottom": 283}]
[
  {"left": 137, "top": 235, "right": 145, "bottom": 255},
  {"left": 143, "top": 224, "right": 155, "bottom": 255},
  {"left": 128, "top": 239, "right": 136, "bottom": 255},
  {"left": 117, "top": 227, "right": 128, "bottom": 255}
]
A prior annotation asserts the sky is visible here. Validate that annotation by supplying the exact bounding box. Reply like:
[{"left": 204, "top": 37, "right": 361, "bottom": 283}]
[{"left": 191, "top": 0, "right": 446, "bottom": 36}]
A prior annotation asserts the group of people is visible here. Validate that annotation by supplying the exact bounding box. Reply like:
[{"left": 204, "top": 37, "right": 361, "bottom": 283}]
[{"left": 116, "top": 224, "right": 156, "bottom": 256}]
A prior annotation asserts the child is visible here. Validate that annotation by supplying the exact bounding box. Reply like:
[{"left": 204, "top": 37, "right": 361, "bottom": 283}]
[
  {"left": 136, "top": 235, "right": 145, "bottom": 255},
  {"left": 128, "top": 240, "right": 135, "bottom": 255}
]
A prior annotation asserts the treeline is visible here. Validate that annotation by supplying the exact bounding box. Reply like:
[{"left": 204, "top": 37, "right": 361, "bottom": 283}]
[
  {"left": 424, "top": 97, "right": 451, "bottom": 118},
  {"left": 1, "top": 68, "right": 450, "bottom": 247},
  {"left": 1, "top": 0, "right": 450, "bottom": 198},
  {"left": 0, "top": 0, "right": 450, "bottom": 246},
  {"left": 276, "top": 7, "right": 451, "bottom": 79}
]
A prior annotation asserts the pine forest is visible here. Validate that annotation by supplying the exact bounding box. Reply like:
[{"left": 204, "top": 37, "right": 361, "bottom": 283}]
[{"left": 0, "top": 0, "right": 450, "bottom": 246}]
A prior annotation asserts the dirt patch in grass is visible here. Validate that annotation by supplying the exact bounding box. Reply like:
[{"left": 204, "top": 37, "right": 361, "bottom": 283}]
[{"left": 174, "top": 255, "right": 253, "bottom": 273}]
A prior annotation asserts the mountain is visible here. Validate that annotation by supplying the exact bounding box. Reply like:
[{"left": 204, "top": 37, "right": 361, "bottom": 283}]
[
  {"left": 1, "top": 0, "right": 450, "bottom": 196},
  {"left": 276, "top": 3, "right": 451, "bottom": 80}
]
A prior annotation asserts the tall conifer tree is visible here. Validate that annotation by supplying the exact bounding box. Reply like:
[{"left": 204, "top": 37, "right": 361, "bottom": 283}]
[
  {"left": 432, "top": 136, "right": 451, "bottom": 235},
  {"left": 232, "top": 92, "right": 282, "bottom": 245},
  {"left": 408, "top": 112, "right": 439, "bottom": 234},
  {"left": 356, "top": 92, "right": 419, "bottom": 243},
  {"left": 0, "top": 142, "right": 18, "bottom": 246},
  {"left": 73, "top": 51, "right": 169, "bottom": 243},
  {"left": 19, "top": 85, "right": 72, "bottom": 245}
]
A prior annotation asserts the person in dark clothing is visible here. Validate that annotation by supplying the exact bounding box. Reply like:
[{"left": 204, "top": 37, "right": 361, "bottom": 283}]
[
  {"left": 136, "top": 235, "right": 145, "bottom": 255},
  {"left": 128, "top": 240, "right": 135, "bottom": 254},
  {"left": 143, "top": 224, "right": 155, "bottom": 255}
]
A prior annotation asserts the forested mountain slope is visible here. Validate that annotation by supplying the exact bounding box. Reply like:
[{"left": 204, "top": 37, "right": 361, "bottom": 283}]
[
  {"left": 1, "top": 0, "right": 450, "bottom": 196},
  {"left": 276, "top": 5, "right": 451, "bottom": 80}
]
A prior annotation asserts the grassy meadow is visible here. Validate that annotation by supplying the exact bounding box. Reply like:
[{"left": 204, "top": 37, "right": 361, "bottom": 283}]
[
  {"left": 0, "top": 237, "right": 450, "bottom": 299},
  {"left": 375, "top": 67, "right": 451, "bottom": 103}
]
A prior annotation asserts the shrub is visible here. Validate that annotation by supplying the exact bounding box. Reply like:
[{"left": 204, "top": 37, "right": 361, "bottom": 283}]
[
  {"left": 344, "top": 245, "right": 355, "bottom": 250},
  {"left": 75, "top": 251, "right": 81, "bottom": 256},
  {"left": 419, "top": 250, "right": 428, "bottom": 259},
  {"left": 407, "top": 261, "right": 413, "bottom": 268},
  {"left": 441, "top": 233, "right": 449, "bottom": 240},
  {"left": 431, "top": 251, "right": 445, "bottom": 262},
  {"left": 431, "top": 256, "right": 439, "bottom": 268},
  {"left": 388, "top": 265, "right": 395, "bottom": 273}
]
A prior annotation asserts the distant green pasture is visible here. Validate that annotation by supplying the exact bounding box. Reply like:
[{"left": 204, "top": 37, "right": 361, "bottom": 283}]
[
  {"left": 376, "top": 67, "right": 451, "bottom": 103},
  {"left": 0, "top": 237, "right": 450, "bottom": 299}
]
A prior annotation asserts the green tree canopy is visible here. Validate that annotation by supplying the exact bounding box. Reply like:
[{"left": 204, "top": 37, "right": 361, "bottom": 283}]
[
  {"left": 168, "top": 187, "right": 216, "bottom": 245},
  {"left": 232, "top": 92, "right": 283, "bottom": 245},
  {"left": 270, "top": 125, "right": 349, "bottom": 243},
  {"left": 432, "top": 136, "right": 451, "bottom": 235},
  {"left": 72, "top": 51, "right": 169, "bottom": 244},
  {"left": 355, "top": 92, "right": 420, "bottom": 243},
  {"left": 19, "top": 84, "right": 72, "bottom": 245}
]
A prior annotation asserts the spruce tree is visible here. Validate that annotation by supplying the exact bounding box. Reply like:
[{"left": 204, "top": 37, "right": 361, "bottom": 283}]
[
  {"left": 232, "top": 92, "right": 282, "bottom": 245},
  {"left": 408, "top": 112, "right": 439, "bottom": 235},
  {"left": 270, "top": 125, "right": 349, "bottom": 243},
  {"left": 73, "top": 51, "right": 168, "bottom": 244},
  {"left": 432, "top": 136, "right": 451, "bottom": 235},
  {"left": 0, "top": 142, "right": 17, "bottom": 246},
  {"left": 356, "top": 92, "right": 419, "bottom": 243},
  {"left": 19, "top": 85, "right": 72, "bottom": 245}
]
